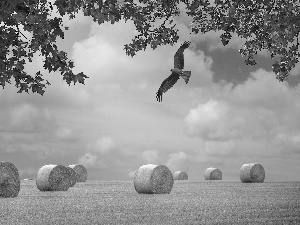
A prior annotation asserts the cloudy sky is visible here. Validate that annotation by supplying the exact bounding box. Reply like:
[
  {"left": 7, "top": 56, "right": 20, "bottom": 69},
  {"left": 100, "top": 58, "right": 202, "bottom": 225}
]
[{"left": 1, "top": 2, "right": 300, "bottom": 182}]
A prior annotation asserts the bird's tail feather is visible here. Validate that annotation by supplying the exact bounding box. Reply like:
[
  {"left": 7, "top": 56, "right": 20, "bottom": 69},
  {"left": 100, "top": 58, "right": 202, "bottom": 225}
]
[{"left": 181, "top": 71, "right": 191, "bottom": 84}]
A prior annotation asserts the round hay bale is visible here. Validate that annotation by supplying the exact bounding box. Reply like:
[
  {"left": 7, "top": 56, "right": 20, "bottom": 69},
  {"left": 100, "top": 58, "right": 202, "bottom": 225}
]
[
  {"left": 0, "top": 161, "right": 20, "bottom": 198},
  {"left": 173, "top": 171, "right": 188, "bottom": 180},
  {"left": 68, "top": 164, "right": 87, "bottom": 182},
  {"left": 240, "top": 163, "right": 265, "bottom": 183},
  {"left": 134, "top": 164, "right": 174, "bottom": 194},
  {"left": 36, "top": 165, "right": 70, "bottom": 191},
  {"left": 204, "top": 167, "right": 222, "bottom": 180},
  {"left": 66, "top": 167, "right": 77, "bottom": 187}
]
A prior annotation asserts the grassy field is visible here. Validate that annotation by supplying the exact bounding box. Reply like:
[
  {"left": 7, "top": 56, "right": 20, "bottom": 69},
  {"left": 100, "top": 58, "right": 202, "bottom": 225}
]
[{"left": 0, "top": 180, "right": 299, "bottom": 224}]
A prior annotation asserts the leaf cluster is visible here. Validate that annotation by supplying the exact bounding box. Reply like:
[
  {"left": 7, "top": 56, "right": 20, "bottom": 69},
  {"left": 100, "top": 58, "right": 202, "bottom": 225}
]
[
  {"left": 0, "top": 0, "right": 88, "bottom": 95},
  {"left": 186, "top": 0, "right": 300, "bottom": 81},
  {"left": 1, "top": 0, "right": 300, "bottom": 95}
]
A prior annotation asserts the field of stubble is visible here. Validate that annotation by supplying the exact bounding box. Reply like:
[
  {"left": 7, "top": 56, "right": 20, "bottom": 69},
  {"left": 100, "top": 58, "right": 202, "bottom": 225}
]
[{"left": 0, "top": 180, "right": 299, "bottom": 224}]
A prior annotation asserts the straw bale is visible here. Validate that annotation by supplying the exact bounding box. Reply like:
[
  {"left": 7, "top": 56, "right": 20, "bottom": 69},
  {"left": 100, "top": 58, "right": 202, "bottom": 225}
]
[
  {"left": 240, "top": 163, "right": 265, "bottom": 183},
  {"left": 134, "top": 164, "right": 174, "bottom": 194},
  {"left": 68, "top": 164, "right": 87, "bottom": 182},
  {"left": 0, "top": 161, "right": 20, "bottom": 198},
  {"left": 66, "top": 166, "right": 77, "bottom": 187},
  {"left": 173, "top": 171, "right": 188, "bottom": 180},
  {"left": 204, "top": 167, "right": 222, "bottom": 180},
  {"left": 36, "top": 165, "right": 70, "bottom": 191}
]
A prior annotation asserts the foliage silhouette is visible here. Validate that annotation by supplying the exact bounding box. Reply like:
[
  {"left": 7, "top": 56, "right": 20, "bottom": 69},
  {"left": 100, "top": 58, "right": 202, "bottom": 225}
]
[{"left": 1, "top": 0, "right": 299, "bottom": 95}]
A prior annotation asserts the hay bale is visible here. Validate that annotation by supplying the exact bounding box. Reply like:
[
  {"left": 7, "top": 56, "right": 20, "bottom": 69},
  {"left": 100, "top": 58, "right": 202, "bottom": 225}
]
[
  {"left": 36, "top": 165, "right": 70, "bottom": 191},
  {"left": 204, "top": 167, "right": 222, "bottom": 180},
  {"left": 68, "top": 164, "right": 87, "bottom": 182},
  {"left": 66, "top": 166, "right": 77, "bottom": 187},
  {"left": 173, "top": 171, "right": 188, "bottom": 180},
  {"left": 134, "top": 164, "right": 174, "bottom": 194},
  {"left": 240, "top": 163, "right": 265, "bottom": 183},
  {"left": 0, "top": 161, "right": 20, "bottom": 198}
]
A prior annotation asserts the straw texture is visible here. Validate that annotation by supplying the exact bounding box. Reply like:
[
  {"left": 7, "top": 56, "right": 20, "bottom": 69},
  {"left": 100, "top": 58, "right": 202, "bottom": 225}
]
[
  {"left": 204, "top": 167, "right": 222, "bottom": 180},
  {"left": 66, "top": 166, "right": 77, "bottom": 187},
  {"left": 173, "top": 171, "right": 188, "bottom": 180},
  {"left": 0, "top": 161, "right": 20, "bottom": 198},
  {"left": 240, "top": 163, "right": 265, "bottom": 183},
  {"left": 36, "top": 165, "right": 70, "bottom": 191},
  {"left": 134, "top": 164, "right": 174, "bottom": 194},
  {"left": 68, "top": 164, "right": 87, "bottom": 182}
]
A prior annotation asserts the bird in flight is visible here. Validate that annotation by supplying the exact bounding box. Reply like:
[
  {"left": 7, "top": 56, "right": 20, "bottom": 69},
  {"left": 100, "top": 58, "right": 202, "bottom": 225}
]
[{"left": 156, "top": 41, "right": 191, "bottom": 102}]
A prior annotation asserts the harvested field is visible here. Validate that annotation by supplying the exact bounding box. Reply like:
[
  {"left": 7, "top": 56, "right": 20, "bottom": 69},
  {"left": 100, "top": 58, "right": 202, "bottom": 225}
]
[{"left": 0, "top": 180, "right": 299, "bottom": 224}]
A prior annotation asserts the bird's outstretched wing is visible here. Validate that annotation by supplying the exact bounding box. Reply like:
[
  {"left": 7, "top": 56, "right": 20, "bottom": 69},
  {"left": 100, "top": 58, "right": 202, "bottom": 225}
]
[
  {"left": 156, "top": 72, "right": 180, "bottom": 102},
  {"left": 174, "top": 41, "right": 191, "bottom": 69}
]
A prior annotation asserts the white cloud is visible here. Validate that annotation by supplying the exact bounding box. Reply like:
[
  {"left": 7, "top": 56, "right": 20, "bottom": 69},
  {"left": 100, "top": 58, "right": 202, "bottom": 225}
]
[
  {"left": 94, "top": 136, "right": 116, "bottom": 154},
  {"left": 204, "top": 140, "right": 237, "bottom": 157},
  {"left": 184, "top": 99, "right": 238, "bottom": 140},
  {"left": 55, "top": 127, "right": 79, "bottom": 141},
  {"left": 128, "top": 169, "right": 136, "bottom": 179},
  {"left": 0, "top": 104, "right": 56, "bottom": 132},
  {"left": 78, "top": 152, "right": 106, "bottom": 169},
  {"left": 273, "top": 133, "right": 300, "bottom": 153},
  {"left": 185, "top": 68, "right": 300, "bottom": 155},
  {"left": 141, "top": 150, "right": 159, "bottom": 163},
  {"left": 166, "top": 151, "right": 192, "bottom": 172}
]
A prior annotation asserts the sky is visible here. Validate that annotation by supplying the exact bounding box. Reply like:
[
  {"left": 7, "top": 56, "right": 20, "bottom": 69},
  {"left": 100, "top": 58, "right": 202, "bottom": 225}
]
[{"left": 1, "top": 1, "right": 300, "bottom": 182}]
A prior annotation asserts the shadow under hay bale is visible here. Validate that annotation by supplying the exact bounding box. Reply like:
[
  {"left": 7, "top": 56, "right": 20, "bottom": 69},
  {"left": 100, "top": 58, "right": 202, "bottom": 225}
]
[
  {"left": 173, "top": 171, "right": 188, "bottom": 180},
  {"left": 204, "top": 167, "right": 222, "bottom": 180},
  {"left": 68, "top": 164, "right": 87, "bottom": 182},
  {"left": 0, "top": 161, "right": 20, "bottom": 198},
  {"left": 36, "top": 165, "right": 70, "bottom": 191},
  {"left": 240, "top": 163, "right": 265, "bottom": 183},
  {"left": 134, "top": 164, "right": 174, "bottom": 194},
  {"left": 66, "top": 167, "right": 77, "bottom": 187}
]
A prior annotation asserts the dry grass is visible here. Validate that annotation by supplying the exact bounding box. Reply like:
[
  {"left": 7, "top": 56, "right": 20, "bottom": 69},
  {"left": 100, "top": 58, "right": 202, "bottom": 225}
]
[
  {"left": 68, "top": 164, "right": 87, "bottom": 182},
  {"left": 0, "top": 161, "right": 20, "bottom": 198},
  {"left": 173, "top": 171, "right": 188, "bottom": 180},
  {"left": 204, "top": 167, "right": 222, "bottom": 180},
  {"left": 66, "top": 167, "right": 77, "bottom": 187},
  {"left": 240, "top": 163, "right": 265, "bottom": 183},
  {"left": 36, "top": 165, "right": 70, "bottom": 191},
  {"left": 1, "top": 181, "right": 300, "bottom": 224},
  {"left": 133, "top": 164, "right": 174, "bottom": 194}
]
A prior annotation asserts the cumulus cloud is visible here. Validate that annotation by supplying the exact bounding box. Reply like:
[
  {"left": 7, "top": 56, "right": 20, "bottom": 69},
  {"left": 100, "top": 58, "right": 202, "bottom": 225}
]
[
  {"left": 272, "top": 133, "right": 300, "bottom": 153},
  {"left": 94, "top": 136, "right": 116, "bottom": 154},
  {"left": 185, "top": 69, "right": 300, "bottom": 155},
  {"left": 204, "top": 140, "right": 237, "bottom": 157},
  {"left": 3, "top": 142, "right": 52, "bottom": 160},
  {"left": 141, "top": 150, "right": 159, "bottom": 163},
  {"left": 184, "top": 99, "right": 240, "bottom": 140},
  {"left": 78, "top": 152, "right": 106, "bottom": 169},
  {"left": 128, "top": 169, "right": 136, "bottom": 179},
  {"left": 55, "top": 127, "right": 80, "bottom": 141},
  {"left": 0, "top": 103, "right": 57, "bottom": 133},
  {"left": 166, "top": 151, "right": 192, "bottom": 172}
]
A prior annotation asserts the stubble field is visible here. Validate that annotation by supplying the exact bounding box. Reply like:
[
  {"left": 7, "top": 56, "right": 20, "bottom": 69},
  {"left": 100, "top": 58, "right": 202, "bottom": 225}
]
[{"left": 0, "top": 180, "right": 299, "bottom": 224}]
